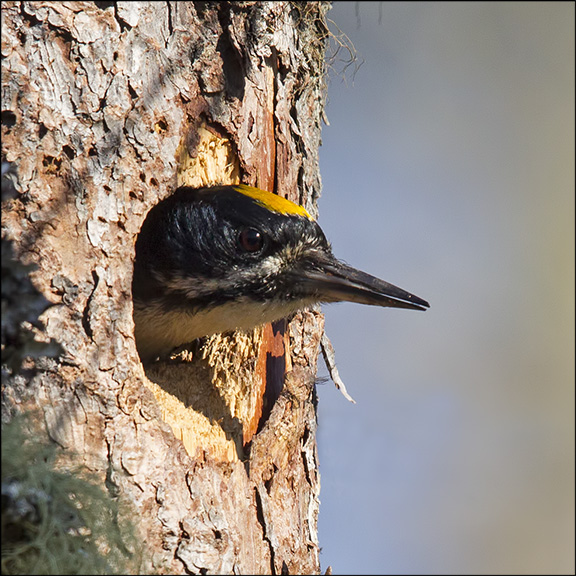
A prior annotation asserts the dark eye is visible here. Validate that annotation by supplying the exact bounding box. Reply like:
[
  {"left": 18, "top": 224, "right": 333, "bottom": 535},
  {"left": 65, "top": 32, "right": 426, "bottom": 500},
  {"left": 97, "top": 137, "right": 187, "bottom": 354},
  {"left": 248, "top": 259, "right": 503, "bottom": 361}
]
[{"left": 238, "top": 227, "right": 264, "bottom": 253}]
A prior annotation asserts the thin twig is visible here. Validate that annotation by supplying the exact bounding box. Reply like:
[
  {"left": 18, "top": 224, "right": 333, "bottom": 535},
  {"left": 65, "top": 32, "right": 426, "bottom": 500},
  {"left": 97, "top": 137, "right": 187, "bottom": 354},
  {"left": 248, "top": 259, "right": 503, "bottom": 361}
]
[{"left": 320, "top": 331, "right": 356, "bottom": 404}]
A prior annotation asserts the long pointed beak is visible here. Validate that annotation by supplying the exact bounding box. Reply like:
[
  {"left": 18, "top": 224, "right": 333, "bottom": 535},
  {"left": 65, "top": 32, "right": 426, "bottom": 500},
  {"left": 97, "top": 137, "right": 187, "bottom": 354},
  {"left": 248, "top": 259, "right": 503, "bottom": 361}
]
[{"left": 298, "top": 259, "right": 430, "bottom": 311}]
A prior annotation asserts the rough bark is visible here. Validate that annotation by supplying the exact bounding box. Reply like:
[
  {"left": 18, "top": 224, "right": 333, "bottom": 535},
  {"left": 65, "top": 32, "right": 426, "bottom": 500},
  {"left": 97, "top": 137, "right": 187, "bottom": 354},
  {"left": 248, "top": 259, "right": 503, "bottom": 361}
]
[{"left": 1, "top": 1, "right": 330, "bottom": 574}]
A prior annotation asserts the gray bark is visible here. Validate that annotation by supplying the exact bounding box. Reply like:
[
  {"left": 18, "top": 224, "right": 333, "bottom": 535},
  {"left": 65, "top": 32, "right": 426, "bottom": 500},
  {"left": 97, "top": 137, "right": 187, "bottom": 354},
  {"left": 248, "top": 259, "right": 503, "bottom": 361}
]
[{"left": 1, "top": 1, "right": 330, "bottom": 573}]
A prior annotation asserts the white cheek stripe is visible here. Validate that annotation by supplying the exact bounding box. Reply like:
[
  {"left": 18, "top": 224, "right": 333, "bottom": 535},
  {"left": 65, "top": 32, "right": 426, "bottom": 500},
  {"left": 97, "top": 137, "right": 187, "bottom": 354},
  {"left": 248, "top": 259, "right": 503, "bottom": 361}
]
[{"left": 163, "top": 253, "right": 288, "bottom": 299}]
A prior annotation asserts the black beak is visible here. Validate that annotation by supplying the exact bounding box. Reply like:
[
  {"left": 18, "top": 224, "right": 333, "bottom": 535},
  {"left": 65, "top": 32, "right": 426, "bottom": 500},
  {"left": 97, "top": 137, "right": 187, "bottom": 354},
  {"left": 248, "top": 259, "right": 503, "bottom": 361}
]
[{"left": 298, "top": 258, "right": 430, "bottom": 311}]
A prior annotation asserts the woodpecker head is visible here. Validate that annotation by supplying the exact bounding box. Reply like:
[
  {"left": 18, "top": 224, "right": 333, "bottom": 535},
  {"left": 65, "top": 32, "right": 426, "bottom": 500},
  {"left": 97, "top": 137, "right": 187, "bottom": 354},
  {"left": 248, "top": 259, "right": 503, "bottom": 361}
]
[{"left": 132, "top": 185, "right": 429, "bottom": 362}]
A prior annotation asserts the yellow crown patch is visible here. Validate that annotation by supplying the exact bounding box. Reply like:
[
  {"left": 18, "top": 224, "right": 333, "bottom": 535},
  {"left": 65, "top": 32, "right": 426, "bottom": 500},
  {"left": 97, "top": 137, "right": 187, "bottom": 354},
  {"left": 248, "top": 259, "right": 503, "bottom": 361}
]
[{"left": 233, "top": 184, "right": 313, "bottom": 220}]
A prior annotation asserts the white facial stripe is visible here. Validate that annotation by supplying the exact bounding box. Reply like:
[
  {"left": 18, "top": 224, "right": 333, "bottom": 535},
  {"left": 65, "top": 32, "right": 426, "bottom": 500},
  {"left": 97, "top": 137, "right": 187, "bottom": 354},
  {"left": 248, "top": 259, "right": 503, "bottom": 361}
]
[
  {"left": 162, "top": 252, "right": 289, "bottom": 299},
  {"left": 158, "top": 240, "right": 324, "bottom": 300}
]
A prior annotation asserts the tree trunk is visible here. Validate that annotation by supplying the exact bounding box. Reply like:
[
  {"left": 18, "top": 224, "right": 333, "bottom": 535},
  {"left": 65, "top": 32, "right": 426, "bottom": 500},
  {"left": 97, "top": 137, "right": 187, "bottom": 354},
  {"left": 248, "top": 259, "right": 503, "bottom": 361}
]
[{"left": 1, "top": 1, "right": 330, "bottom": 573}]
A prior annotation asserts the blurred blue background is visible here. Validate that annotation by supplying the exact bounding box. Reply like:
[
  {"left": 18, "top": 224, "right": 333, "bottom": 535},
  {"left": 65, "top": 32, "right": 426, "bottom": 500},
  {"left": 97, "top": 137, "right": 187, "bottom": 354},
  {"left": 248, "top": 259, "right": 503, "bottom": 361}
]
[{"left": 315, "top": 3, "right": 574, "bottom": 574}]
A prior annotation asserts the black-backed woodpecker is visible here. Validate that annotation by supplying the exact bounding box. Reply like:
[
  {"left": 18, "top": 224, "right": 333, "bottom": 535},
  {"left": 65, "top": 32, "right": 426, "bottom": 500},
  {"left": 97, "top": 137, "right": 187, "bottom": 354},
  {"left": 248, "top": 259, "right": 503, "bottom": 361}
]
[{"left": 132, "top": 185, "right": 429, "bottom": 362}]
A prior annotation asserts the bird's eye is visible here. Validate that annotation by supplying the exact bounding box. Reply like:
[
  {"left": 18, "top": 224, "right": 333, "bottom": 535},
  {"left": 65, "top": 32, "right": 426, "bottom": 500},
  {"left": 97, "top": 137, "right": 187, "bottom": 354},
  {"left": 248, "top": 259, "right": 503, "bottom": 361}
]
[{"left": 238, "top": 227, "right": 264, "bottom": 253}]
